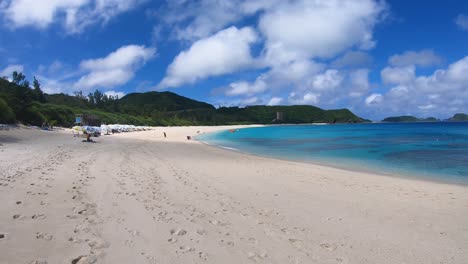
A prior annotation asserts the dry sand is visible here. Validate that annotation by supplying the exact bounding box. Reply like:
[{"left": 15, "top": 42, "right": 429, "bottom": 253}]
[{"left": 0, "top": 126, "right": 467, "bottom": 264}]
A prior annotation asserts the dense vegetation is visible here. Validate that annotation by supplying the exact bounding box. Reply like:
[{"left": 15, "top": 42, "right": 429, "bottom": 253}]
[
  {"left": 1, "top": 72, "right": 368, "bottom": 127},
  {"left": 382, "top": 116, "right": 439, "bottom": 122},
  {"left": 447, "top": 113, "right": 468, "bottom": 121}
]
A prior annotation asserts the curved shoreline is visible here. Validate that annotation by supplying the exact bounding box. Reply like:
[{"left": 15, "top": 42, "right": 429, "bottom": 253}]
[{"left": 195, "top": 126, "right": 468, "bottom": 186}]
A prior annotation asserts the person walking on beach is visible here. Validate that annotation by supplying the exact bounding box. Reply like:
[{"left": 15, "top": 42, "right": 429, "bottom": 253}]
[{"left": 163, "top": 132, "right": 167, "bottom": 138}]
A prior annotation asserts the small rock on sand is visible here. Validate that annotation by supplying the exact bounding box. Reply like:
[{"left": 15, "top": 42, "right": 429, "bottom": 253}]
[{"left": 0, "top": 233, "right": 5, "bottom": 239}]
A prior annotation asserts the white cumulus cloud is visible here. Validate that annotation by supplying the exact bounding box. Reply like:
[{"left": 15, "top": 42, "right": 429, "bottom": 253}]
[
  {"left": 155, "top": 0, "right": 279, "bottom": 41},
  {"left": 75, "top": 45, "right": 156, "bottom": 90},
  {"left": 267, "top": 97, "right": 283, "bottom": 106},
  {"left": 365, "top": 93, "right": 383, "bottom": 106},
  {"left": 225, "top": 79, "right": 267, "bottom": 97},
  {"left": 213, "top": 0, "right": 386, "bottom": 110},
  {"left": 389, "top": 49, "right": 442, "bottom": 67},
  {"left": 381, "top": 65, "right": 415, "bottom": 84},
  {"left": 362, "top": 56, "right": 468, "bottom": 119},
  {"left": 312, "top": 70, "right": 344, "bottom": 91},
  {"left": 348, "top": 69, "right": 370, "bottom": 97},
  {"left": 159, "top": 26, "right": 258, "bottom": 88},
  {"left": 288, "top": 92, "right": 320, "bottom": 105},
  {"left": 331, "top": 51, "right": 373, "bottom": 68},
  {"left": 259, "top": 0, "right": 386, "bottom": 64},
  {"left": 0, "top": 64, "right": 24, "bottom": 77},
  {"left": 1, "top": 0, "right": 146, "bottom": 33}
]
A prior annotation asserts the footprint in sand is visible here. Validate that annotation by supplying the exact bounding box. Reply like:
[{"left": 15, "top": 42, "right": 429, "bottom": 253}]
[
  {"left": 71, "top": 255, "right": 97, "bottom": 264},
  {"left": 88, "top": 239, "right": 109, "bottom": 250},
  {"left": 170, "top": 228, "right": 187, "bottom": 236},
  {"left": 36, "top": 232, "right": 53, "bottom": 241},
  {"left": 198, "top": 252, "right": 208, "bottom": 261},
  {"left": 247, "top": 252, "right": 268, "bottom": 262},
  {"left": 124, "top": 239, "right": 134, "bottom": 247},
  {"left": 176, "top": 245, "right": 196, "bottom": 255},
  {"left": 288, "top": 238, "right": 304, "bottom": 250},
  {"left": 68, "top": 237, "right": 83, "bottom": 244},
  {"left": 247, "top": 237, "right": 258, "bottom": 245},
  {"left": 320, "top": 243, "right": 337, "bottom": 251},
  {"left": 13, "top": 214, "right": 24, "bottom": 220},
  {"left": 32, "top": 214, "right": 47, "bottom": 220}
]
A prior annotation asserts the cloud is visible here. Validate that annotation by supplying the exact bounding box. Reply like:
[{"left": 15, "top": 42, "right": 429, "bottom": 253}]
[
  {"left": 348, "top": 69, "right": 370, "bottom": 97},
  {"left": 267, "top": 97, "right": 283, "bottom": 106},
  {"left": 37, "top": 60, "right": 64, "bottom": 75},
  {"left": 331, "top": 51, "right": 373, "bottom": 68},
  {"left": 34, "top": 74, "right": 71, "bottom": 94},
  {"left": 418, "top": 104, "right": 435, "bottom": 110},
  {"left": 0, "top": 64, "right": 24, "bottom": 77},
  {"left": 75, "top": 45, "right": 156, "bottom": 90},
  {"left": 159, "top": 26, "right": 258, "bottom": 88},
  {"left": 225, "top": 78, "right": 267, "bottom": 97},
  {"left": 381, "top": 65, "right": 415, "bottom": 84},
  {"left": 259, "top": 0, "right": 386, "bottom": 64},
  {"left": 1, "top": 0, "right": 146, "bottom": 33},
  {"left": 154, "top": 0, "right": 279, "bottom": 41},
  {"left": 388, "top": 49, "right": 443, "bottom": 67},
  {"left": 240, "top": 96, "right": 260, "bottom": 106},
  {"left": 365, "top": 93, "right": 383, "bottom": 105},
  {"left": 212, "top": 0, "right": 386, "bottom": 110},
  {"left": 455, "top": 14, "right": 468, "bottom": 30},
  {"left": 363, "top": 56, "right": 468, "bottom": 119},
  {"left": 311, "top": 70, "right": 344, "bottom": 91},
  {"left": 288, "top": 92, "right": 320, "bottom": 105},
  {"left": 104, "top": 90, "right": 125, "bottom": 98}
]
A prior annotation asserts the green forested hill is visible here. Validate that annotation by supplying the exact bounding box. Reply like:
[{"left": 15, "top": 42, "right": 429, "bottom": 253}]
[
  {"left": 0, "top": 75, "right": 368, "bottom": 126},
  {"left": 117, "top": 91, "right": 215, "bottom": 117},
  {"left": 447, "top": 113, "right": 468, "bottom": 121},
  {"left": 382, "top": 116, "right": 439, "bottom": 122}
]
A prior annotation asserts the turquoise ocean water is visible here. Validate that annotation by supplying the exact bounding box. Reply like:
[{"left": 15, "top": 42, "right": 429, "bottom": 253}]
[{"left": 197, "top": 123, "right": 468, "bottom": 184}]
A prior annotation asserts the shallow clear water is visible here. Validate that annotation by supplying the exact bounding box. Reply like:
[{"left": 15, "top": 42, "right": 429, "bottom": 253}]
[{"left": 197, "top": 123, "right": 468, "bottom": 184}]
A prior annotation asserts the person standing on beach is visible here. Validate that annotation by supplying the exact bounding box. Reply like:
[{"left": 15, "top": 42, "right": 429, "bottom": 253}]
[{"left": 163, "top": 132, "right": 166, "bottom": 138}]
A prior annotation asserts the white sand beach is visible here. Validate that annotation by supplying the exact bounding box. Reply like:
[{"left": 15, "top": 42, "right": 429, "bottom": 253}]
[{"left": 0, "top": 126, "right": 467, "bottom": 264}]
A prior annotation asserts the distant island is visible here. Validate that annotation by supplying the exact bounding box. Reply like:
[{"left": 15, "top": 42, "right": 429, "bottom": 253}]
[
  {"left": 0, "top": 73, "right": 367, "bottom": 127},
  {"left": 382, "top": 116, "right": 439, "bottom": 122},
  {"left": 447, "top": 113, "right": 468, "bottom": 122},
  {"left": 382, "top": 114, "right": 468, "bottom": 123}
]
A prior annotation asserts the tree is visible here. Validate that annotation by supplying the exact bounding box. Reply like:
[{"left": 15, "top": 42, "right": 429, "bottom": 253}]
[
  {"left": 12, "top": 71, "right": 25, "bottom": 85},
  {"left": 0, "top": 97, "right": 15, "bottom": 123},
  {"left": 32, "top": 76, "right": 45, "bottom": 102},
  {"left": 91, "top": 89, "right": 104, "bottom": 107},
  {"left": 87, "top": 92, "right": 95, "bottom": 105},
  {"left": 74, "top": 91, "right": 87, "bottom": 100},
  {"left": 22, "top": 80, "right": 30, "bottom": 88}
]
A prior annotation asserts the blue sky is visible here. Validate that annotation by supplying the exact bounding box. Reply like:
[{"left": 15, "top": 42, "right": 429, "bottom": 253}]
[{"left": 0, "top": 0, "right": 467, "bottom": 120}]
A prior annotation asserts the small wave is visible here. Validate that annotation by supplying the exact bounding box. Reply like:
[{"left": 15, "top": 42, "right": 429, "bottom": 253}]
[{"left": 219, "top": 146, "right": 240, "bottom": 151}]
